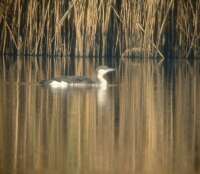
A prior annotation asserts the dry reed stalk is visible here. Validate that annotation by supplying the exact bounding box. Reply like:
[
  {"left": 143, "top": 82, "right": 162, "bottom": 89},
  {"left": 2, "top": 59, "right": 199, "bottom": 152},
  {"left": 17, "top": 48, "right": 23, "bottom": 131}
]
[{"left": 0, "top": 0, "right": 200, "bottom": 58}]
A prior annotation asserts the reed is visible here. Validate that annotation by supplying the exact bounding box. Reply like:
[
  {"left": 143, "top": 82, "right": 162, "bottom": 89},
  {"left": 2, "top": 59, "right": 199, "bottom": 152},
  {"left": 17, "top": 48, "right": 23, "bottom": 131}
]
[{"left": 0, "top": 0, "right": 199, "bottom": 58}]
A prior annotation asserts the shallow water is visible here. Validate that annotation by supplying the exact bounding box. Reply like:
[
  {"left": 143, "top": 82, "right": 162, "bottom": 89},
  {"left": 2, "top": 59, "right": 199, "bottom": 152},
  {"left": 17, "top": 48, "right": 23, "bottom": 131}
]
[{"left": 0, "top": 57, "right": 200, "bottom": 174}]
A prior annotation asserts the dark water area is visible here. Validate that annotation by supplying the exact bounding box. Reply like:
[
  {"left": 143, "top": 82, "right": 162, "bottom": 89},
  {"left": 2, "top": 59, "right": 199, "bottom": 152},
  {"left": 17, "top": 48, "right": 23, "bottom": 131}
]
[{"left": 0, "top": 56, "right": 200, "bottom": 174}]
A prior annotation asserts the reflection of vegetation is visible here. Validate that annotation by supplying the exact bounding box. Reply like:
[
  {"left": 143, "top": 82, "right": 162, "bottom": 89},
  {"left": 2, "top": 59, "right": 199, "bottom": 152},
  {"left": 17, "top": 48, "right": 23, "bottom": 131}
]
[
  {"left": 0, "top": 0, "right": 200, "bottom": 57},
  {"left": 0, "top": 58, "right": 200, "bottom": 173}
]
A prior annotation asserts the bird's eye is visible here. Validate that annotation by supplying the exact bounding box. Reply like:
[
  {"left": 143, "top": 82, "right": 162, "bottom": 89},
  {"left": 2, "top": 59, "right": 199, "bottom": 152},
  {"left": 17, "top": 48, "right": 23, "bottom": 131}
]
[{"left": 99, "top": 70, "right": 104, "bottom": 74}]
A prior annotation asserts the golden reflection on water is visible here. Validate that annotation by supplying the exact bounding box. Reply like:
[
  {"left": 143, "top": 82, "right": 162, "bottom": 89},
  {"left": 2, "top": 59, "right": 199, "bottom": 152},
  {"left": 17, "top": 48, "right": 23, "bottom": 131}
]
[{"left": 0, "top": 57, "right": 200, "bottom": 174}]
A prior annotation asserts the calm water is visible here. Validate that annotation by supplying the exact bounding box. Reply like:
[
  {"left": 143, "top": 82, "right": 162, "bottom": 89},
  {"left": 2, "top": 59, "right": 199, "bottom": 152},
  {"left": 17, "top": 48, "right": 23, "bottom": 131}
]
[{"left": 0, "top": 57, "right": 200, "bottom": 174}]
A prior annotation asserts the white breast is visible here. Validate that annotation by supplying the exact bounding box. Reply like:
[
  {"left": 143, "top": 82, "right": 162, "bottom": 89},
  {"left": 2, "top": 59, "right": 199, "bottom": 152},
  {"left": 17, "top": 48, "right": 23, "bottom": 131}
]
[{"left": 50, "top": 81, "right": 68, "bottom": 88}]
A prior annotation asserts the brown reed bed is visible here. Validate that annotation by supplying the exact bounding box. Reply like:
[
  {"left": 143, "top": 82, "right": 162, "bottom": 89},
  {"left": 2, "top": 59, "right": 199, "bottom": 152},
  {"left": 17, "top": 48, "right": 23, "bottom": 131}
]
[{"left": 0, "top": 0, "right": 200, "bottom": 58}]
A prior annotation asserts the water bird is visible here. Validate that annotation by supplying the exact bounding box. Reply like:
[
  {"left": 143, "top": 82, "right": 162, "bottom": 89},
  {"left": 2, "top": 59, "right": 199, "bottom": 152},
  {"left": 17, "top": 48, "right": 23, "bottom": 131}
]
[{"left": 40, "top": 66, "right": 115, "bottom": 89}]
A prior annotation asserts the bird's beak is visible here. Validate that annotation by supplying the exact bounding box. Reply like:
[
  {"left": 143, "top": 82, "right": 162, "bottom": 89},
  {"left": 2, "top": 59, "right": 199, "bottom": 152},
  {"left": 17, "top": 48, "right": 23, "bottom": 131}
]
[{"left": 106, "top": 68, "right": 115, "bottom": 73}]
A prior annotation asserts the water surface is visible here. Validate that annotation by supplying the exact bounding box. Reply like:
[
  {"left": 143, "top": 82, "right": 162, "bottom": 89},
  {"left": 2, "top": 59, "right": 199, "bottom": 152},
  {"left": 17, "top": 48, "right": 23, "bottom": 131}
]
[{"left": 0, "top": 57, "right": 200, "bottom": 174}]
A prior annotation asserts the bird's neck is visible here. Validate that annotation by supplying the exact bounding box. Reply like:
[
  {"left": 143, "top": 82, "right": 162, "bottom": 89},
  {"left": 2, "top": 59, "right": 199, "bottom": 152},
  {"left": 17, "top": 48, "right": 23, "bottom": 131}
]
[{"left": 97, "top": 74, "right": 107, "bottom": 87}]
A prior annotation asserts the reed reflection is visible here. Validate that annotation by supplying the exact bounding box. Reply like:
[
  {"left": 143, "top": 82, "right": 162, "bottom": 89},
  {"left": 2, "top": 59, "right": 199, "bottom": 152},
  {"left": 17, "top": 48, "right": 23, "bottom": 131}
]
[{"left": 0, "top": 57, "right": 200, "bottom": 174}]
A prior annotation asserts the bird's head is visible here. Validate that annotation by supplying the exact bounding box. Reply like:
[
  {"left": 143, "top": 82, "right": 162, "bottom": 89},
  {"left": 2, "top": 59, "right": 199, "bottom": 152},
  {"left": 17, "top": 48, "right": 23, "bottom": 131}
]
[{"left": 96, "top": 66, "right": 115, "bottom": 77}]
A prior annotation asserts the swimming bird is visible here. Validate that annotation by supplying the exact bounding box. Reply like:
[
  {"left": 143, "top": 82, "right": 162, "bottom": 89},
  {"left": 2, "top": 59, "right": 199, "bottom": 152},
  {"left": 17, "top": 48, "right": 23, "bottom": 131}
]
[{"left": 39, "top": 66, "right": 115, "bottom": 89}]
